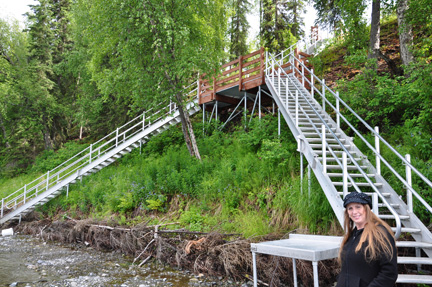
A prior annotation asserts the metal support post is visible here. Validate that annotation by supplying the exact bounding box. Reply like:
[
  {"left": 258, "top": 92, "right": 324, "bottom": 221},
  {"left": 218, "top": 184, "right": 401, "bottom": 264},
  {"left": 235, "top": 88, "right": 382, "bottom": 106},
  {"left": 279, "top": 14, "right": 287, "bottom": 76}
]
[
  {"left": 302, "top": 65, "right": 304, "bottom": 86},
  {"left": 336, "top": 93, "right": 340, "bottom": 128},
  {"left": 278, "top": 66, "right": 282, "bottom": 94},
  {"left": 286, "top": 77, "right": 289, "bottom": 110},
  {"left": 293, "top": 258, "right": 298, "bottom": 287},
  {"left": 416, "top": 247, "right": 422, "bottom": 272},
  {"left": 372, "top": 193, "right": 379, "bottom": 215},
  {"left": 406, "top": 154, "right": 413, "bottom": 212},
  {"left": 278, "top": 109, "right": 281, "bottom": 137},
  {"left": 215, "top": 101, "right": 218, "bottom": 122},
  {"left": 259, "top": 86, "right": 262, "bottom": 120},
  {"left": 89, "top": 144, "right": 93, "bottom": 163},
  {"left": 322, "top": 79, "right": 326, "bottom": 111},
  {"left": 311, "top": 69, "right": 314, "bottom": 98},
  {"left": 375, "top": 127, "right": 381, "bottom": 175},
  {"left": 1, "top": 198, "right": 4, "bottom": 218},
  {"left": 308, "top": 164, "right": 312, "bottom": 199},
  {"left": 295, "top": 90, "right": 299, "bottom": 127},
  {"left": 46, "top": 171, "right": 50, "bottom": 191},
  {"left": 116, "top": 128, "right": 119, "bottom": 147},
  {"left": 202, "top": 103, "right": 205, "bottom": 134},
  {"left": 252, "top": 252, "right": 257, "bottom": 287},
  {"left": 300, "top": 154, "right": 304, "bottom": 194},
  {"left": 322, "top": 125, "right": 326, "bottom": 174},
  {"left": 244, "top": 92, "right": 247, "bottom": 128},
  {"left": 312, "top": 261, "right": 319, "bottom": 287},
  {"left": 66, "top": 184, "right": 69, "bottom": 197},
  {"left": 142, "top": 112, "right": 146, "bottom": 130},
  {"left": 343, "top": 152, "right": 348, "bottom": 197}
]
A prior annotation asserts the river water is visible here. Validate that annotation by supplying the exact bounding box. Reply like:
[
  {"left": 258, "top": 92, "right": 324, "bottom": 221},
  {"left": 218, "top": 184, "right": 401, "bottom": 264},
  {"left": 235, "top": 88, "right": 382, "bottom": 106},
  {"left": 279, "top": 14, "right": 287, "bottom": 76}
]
[{"left": 0, "top": 235, "right": 246, "bottom": 287}]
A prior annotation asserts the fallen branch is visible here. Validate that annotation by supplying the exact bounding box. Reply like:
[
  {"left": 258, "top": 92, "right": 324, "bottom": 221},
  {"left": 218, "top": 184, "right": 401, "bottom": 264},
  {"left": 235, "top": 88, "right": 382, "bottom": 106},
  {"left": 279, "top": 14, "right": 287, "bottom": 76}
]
[
  {"left": 138, "top": 255, "right": 152, "bottom": 267},
  {"left": 133, "top": 239, "right": 155, "bottom": 264}
]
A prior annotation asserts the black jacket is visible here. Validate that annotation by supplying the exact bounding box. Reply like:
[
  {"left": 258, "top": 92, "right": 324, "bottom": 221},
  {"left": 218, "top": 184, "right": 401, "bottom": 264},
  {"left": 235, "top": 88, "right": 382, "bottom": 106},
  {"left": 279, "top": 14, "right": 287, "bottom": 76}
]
[{"left": 336, "top": 226, "right": 398, "bottom": 287}]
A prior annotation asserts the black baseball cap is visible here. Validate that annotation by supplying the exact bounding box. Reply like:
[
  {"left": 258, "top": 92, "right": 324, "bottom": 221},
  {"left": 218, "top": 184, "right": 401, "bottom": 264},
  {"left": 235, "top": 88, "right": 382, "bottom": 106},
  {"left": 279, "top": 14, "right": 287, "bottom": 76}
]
[{"left": 343, "top": 191, "right": 372, "bottom": 209}]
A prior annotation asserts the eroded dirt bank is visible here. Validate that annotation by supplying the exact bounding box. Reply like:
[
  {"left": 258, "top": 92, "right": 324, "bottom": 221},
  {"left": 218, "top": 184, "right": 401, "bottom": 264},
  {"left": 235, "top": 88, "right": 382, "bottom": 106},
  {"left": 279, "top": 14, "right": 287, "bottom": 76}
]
[{"left": 7, "top": 218, "right": 339, "bottom": 286}]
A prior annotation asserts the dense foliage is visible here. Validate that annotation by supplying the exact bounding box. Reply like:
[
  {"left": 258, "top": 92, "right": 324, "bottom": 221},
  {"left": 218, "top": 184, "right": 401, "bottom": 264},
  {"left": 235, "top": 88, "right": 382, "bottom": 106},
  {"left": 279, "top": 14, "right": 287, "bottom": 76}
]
[{"left": 34, "top": 117, "right": 336, "bottom": 236}]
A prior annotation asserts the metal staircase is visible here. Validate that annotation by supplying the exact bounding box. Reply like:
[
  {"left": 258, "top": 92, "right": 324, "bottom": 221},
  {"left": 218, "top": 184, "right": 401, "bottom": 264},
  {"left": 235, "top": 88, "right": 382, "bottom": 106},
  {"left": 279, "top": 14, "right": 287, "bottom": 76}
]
[
  {"left": 0, "top": 86, "right": 200, "bottom": 225},
  {"left": 265, "top": 47, "right": 432, "bottom": 284}
]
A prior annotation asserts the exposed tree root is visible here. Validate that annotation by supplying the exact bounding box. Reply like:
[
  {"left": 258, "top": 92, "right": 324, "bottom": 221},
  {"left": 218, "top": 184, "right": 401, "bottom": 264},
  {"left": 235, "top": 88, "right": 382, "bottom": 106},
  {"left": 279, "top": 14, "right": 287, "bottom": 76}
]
[{"left": 14, "top": 219, "right": 339, "bottom": 286}]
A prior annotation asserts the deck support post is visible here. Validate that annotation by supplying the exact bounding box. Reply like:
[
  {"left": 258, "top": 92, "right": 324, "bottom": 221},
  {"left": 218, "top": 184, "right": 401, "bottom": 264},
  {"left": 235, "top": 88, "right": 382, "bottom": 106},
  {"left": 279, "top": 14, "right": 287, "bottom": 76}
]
[
  {"left": 293, "top": 258, "right": 298, "bottom": 287},
  {"left": 215, "top": 101, "right": 218, "bottom": 122},
  {"left": 259, "top": 86, "right": 262, "bottom": 120},
  {"left": 202, "top": 104, "right": 205, "bottom": 134},
  {"left": 244, "top": 92, "right": 247, "bottom": 129}
]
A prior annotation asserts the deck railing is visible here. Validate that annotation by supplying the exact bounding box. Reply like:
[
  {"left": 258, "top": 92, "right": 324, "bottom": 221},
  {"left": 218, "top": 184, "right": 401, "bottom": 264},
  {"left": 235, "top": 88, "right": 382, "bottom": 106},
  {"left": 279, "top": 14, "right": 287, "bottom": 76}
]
[{"left": 198, "top": 48, "right": 265, "bottom": 104}]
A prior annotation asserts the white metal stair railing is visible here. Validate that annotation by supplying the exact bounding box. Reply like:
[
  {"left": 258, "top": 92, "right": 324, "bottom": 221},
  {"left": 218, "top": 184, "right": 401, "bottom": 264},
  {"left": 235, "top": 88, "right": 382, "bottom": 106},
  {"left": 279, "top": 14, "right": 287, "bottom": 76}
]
[
  {"left": 265, "top": 48, "right": 432, "bottom": 284},
  {"left": 0, "top": 86, "right": 200, "bottom": 225}
]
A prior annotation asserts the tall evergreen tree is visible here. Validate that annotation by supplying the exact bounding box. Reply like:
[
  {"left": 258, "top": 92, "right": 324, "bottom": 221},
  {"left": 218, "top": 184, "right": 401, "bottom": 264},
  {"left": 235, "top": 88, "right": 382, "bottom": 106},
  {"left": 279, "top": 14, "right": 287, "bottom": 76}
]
[
  {"left": 228, "top": 0, "right": 251, "bottom": 60},
  {"left": 259, "top": 0, "right": 304, "bottom": 53}
]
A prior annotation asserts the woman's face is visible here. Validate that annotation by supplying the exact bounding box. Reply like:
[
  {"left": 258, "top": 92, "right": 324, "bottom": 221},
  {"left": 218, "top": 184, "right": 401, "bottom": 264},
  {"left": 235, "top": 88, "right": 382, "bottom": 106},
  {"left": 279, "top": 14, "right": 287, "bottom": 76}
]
[{"left": 346, "top": 203, "right": 367, "bottom": 229}]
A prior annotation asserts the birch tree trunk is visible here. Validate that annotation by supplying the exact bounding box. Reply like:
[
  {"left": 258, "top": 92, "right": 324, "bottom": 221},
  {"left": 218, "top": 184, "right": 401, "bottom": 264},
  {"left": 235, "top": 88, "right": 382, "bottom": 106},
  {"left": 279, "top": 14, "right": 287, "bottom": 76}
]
[
  {"left": 368, "top": 0, "right": 381, "bottom": 59},
  {"left": 397, "top": 0, "right": 414, "bottom": 67}
]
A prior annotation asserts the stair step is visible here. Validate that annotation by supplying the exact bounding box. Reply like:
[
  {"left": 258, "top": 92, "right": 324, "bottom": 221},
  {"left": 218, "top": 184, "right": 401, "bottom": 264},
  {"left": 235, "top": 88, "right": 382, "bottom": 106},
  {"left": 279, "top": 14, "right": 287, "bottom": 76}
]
[
  {"left": 326, "top": 173, "right": 375, "bottom": 178},
  {"left": 326, "top": 164, "right": 367, "bottom": 170},
  {"left": 396, "top": 274, "right": 432, "bottom": 284},
  {"left": 392, "top": 227, "right": 421, "bottom": 234},
  {"left": 309, "top": 144, "right": 351, "bottom": 149},
  {"left": 332, "top": 182, "right": 383, "bottom": 187},
  {"left": 398, "top": 257, "right": 432, "bottom": 265},
  {"left": 396, "top": 241, "right": 432, "bottom": 248},
  {"left": 302, "top": 132, "right": 341, "bottom": 137},
  {"left": 337, "top": 192, "right": 391, "bottom": 197},
  {"left": 378, "top": 214, "right": 410, "bottom": 220},
  {"left": 306, "top": 138, "right": 346, "bottom": 143},
  {"left": 318, "top": 157, "right": 361, "bottom": 163},
  {"left": 377, "top": 203, "right": 400, "bottom": 208}
]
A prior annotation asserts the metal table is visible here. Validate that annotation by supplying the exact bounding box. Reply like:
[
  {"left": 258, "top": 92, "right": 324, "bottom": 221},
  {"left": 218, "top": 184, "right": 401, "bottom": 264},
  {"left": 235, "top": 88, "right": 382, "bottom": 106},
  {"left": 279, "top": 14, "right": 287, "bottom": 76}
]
[{"left": 250, "top": 234, "right": 342, "bottom": 287}]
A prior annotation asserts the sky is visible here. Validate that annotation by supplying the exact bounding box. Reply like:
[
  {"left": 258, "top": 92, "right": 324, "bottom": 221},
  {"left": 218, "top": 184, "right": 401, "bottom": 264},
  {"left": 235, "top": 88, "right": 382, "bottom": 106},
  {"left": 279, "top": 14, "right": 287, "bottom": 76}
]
[
  {"left": 0, "top": 0, "right": 36, "bottom": 26},
  {"left": 0, "top": 0, "right": 320, "bottom": 41}
]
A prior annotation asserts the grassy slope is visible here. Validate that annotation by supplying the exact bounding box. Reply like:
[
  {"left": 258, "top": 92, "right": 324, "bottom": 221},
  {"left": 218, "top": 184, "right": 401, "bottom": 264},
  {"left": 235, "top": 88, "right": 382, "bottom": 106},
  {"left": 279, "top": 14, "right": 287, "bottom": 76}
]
[{"left": 1, "top": 116, "right": 338, "bottom": 238}]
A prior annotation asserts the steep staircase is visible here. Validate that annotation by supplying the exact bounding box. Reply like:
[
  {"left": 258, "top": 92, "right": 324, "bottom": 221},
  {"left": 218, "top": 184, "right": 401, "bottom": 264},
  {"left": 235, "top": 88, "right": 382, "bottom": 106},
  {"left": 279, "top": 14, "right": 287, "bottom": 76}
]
[
  {"left": 265, "top": 46, "right": 432, "bottom": 284},
  {"left": 0, "top": 86, "right": 200, "bottom": 225}
]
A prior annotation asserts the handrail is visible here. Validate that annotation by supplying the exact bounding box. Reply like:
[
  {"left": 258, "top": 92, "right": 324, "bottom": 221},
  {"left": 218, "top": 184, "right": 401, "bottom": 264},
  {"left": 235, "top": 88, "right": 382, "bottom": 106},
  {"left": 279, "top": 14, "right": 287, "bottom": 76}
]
[
  {"left": 266, "top": 51, "right": 403, "bottom": 238},
  {"left": 288, "top": 49, "right": 432, "bottom": 217},
  {"left": 0, "top": 84, "right": 198, "bottom": 219}
]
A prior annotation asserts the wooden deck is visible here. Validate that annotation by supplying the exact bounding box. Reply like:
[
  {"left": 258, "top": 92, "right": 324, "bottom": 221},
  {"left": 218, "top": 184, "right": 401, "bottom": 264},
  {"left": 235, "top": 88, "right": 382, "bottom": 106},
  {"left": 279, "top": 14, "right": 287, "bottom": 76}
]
[
  {"left": 198, "top": 48, "right": 265, "bottom": 105},
  {"left": 198, "top": 47, "right": 312, "bottom": 108}
]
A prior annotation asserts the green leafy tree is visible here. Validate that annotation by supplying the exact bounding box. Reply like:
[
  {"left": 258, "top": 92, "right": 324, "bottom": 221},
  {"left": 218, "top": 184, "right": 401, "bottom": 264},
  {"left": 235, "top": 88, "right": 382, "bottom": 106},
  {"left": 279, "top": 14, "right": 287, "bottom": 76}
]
[{"left": 72, "top": 0, "right": 228, "bottom": 159}]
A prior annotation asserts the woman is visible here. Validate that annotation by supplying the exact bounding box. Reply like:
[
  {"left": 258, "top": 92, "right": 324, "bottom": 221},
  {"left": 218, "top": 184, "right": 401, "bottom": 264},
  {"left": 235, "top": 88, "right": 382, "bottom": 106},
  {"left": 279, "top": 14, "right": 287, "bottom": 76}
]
[{"left": 336, "top": 191, "right": 398, "bottom": 287}]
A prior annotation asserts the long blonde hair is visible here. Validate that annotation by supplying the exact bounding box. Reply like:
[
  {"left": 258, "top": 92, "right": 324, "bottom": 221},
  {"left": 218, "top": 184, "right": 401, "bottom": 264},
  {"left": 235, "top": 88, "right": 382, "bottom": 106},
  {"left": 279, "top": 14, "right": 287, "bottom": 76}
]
[{"left": 339, "top": 204, "right": 395, "bottom": 262}]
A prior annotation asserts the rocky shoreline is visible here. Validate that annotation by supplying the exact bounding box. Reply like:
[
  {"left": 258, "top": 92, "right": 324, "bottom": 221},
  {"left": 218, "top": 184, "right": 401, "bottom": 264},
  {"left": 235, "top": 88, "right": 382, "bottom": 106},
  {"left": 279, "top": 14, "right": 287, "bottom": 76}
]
[{"left": 2, "top": 218, "right": 339, "bottom": 286}]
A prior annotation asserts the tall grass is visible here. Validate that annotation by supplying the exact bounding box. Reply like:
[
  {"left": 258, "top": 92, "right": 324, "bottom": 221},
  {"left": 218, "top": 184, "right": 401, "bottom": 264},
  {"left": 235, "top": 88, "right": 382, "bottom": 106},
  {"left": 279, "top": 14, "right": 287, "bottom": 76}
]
[{"left": 1, "top": 116, "right": 338, "bottom": 237}]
